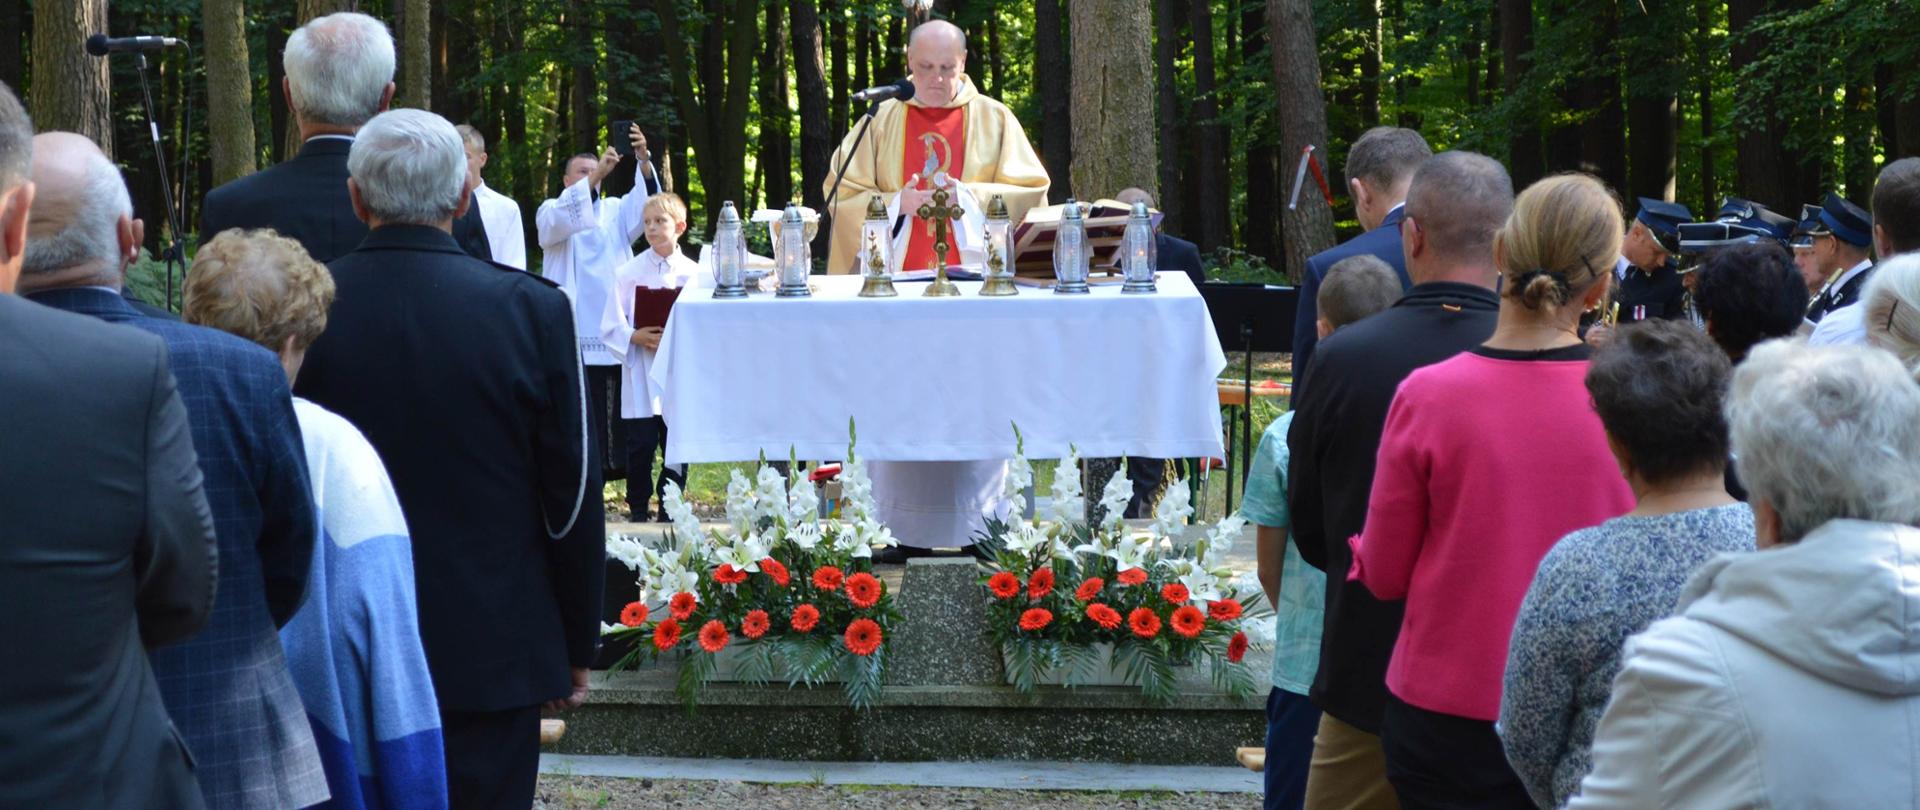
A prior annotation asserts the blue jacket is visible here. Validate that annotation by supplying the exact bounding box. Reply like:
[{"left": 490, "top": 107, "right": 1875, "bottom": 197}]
[
  {"left": 1290, "top": 206, "right": 1411, "bottom": 394},
  {"left": 30, "top": 287, "right": 328, "bottom": 810}
]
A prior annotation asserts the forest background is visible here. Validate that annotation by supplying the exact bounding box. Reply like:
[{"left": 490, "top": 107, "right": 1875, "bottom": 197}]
[{"left": 10, "top": 0, "right": 1920, "bottom": 289}]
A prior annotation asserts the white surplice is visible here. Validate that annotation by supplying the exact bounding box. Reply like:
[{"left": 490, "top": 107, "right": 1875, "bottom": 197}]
[
  {"left": 474, "top": 180, "right": 527, "bottom": 271},
  {"left": 534, "top": 165, "right": 662, "bottom": 365},
  {"left": 601, "top": 246, "right": 699, "bottom": 420},
  {"left": 868, "top": 459, "right": 1010, "bottom": 549}
]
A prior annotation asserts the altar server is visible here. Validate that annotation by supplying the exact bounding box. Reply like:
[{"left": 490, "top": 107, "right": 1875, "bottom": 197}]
[{"left": 601, "top": 192, "right": 699, "bottom": 522}]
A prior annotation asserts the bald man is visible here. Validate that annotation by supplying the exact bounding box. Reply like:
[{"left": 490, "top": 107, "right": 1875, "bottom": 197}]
[{"left": 824, "top": 19, "right": 1050, "bottom": 276}]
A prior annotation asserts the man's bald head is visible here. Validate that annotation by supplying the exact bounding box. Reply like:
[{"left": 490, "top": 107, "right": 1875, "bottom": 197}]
[
  {"left": 1402, "top": 150, "right": 1512, "bottom": 284},
  {"left": 20, "top": 132, "right": 139, "bottom": 291},
  {"left": 1115, "top": 188, "right": 1155, "bottom": 208},
  {"left": 906, "top": 20, "right": 967, "bottom": 107}
]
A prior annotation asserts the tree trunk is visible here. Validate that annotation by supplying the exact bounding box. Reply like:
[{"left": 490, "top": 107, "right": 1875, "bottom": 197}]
[
  {"left": 1694, "top": 0, "right": 1715, "bottom": 212},
  {"left": 1035, "top": 0, "right": 1073, "bottom": 202},
  {"left": 1729, "top": 0, "right": 1813, "bottom": 212},
  {"left": 1153, "top": 0, "right": 1184, "bottom": 237},
  {"left": 398, "top": 0, "right": 430, "bottom": 109},
  {"left": 1464, "top": 18, "right": 1482, "bottom": 109},
  {"left": 881, "top": 13, "right": 902, "bottom": 82},
  {"left": 1359, "top": 0, "right": 1382, "bottom": 128},
  {"left": 1582, "top": 4, "right": 1626, "bottom": 195},
  {"left": 1266, "top": 0, "right": 1335, "bottom": 283},
  {"left": 1499, "top": 0, "right": 1541, "bottom": 188},
  {"left": 828, "top": 0, "right": 848, "bottom": 141},
  {"left": 430, "top": 0, "right": 448, "bottom": 113},
  {"left": 1, "top": 0, "right": 25, "bottom": 92},
  {"left": 854, "top": 6, "right": 871, "bottom": 93},
  {"left": 1623, "top": 0, "right": 1677, "bottom": 202},
  {"left": 1876, "top": 63, "right": 1900, "bottom": 161},
  {"left": 759, "top": 2, "right": 792, "bottom": 209},
  {"left": 1241, "top": 0, "right": 1278, "bottom": 266},
  {"left": 1069, "top": 0, "right": 1155, "bottom": 224},
  {"left": 30, "top": 0, "right": 112, "bottom": 155},
  {"left": 792, "top": 0, "right": 832, "bottom": 249},
  {"left": 204, "top": 0, "right": 256, "bottom": 186},
  {"left": 986, "top": 10, "right": 1004, "bottom": 100},
  {"left": 1186, "top": 0, "right": 1228, "bottom": 252},
  {"left": 1844, "top": 80, "right": 1876, "bottom": 202},
  {"left": 567, "top": 0, "right": 596, "bottom": 154},
  {"left": 499, "top": 0, "right": 534, "bottom": 254}
]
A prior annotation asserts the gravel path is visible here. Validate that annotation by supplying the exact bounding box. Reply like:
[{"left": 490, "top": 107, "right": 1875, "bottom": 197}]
[{"left": 536, "top": 775, "right": 1259, "bottom": 809}]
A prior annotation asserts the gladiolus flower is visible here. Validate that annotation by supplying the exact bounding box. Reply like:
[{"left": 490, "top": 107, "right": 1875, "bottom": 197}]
[
  {"left": 1074, "top": 578, "right": 1105, "bottom": 602},
  {"left": 844, "top": 618, "right": 883, "bottom": 656},
  {"left": 844, "top": 572, "right": 882, "bottom": 608},
  {"left": 812, "top": 566, "right": 845, "bottom": 592},
  {"left": 1208, "top": 600, "right": 1243, "bottom": 622},
  {"left": 1086, "top": 603, "right": 1123, "bottom": 630},
  {"left": 1161, "top": 583, "right": 1191, "bottom": 604},
  {"left": 742, "top": 609, "right": 770, "bottom": 639},
  {"left": 791, "top": 604, "right": 821, "bottom": 633},
  {"left": 697, "top": 619, "right": 730, "bottom": 653},
  {"left": 1170, "top": 605, "right": 1206, "bottom": 638},
  {"left": 1117, "top": 567, "right": 1147, "bottom": 586},
  {"left": 1019, "top": 608, "right": 1054, "bottom": 631},
  {"left": 652, "top": 618, "right": 682, "bottom": 650},
  {"left": 619, "top": 601, "right": 649, "bottom": 627},
  {"left": 669, "top": 592, "right": 697, "bottom": 621},
  {"left": 1128, "top": 607, "right": 1162, "bottom": 639},
  {"left": 988, "top": 572, "right": 1020, "bottom": 599},
  {"left": 760, "top": 558, "right": 790, "bottom": 587},
  {"left": 1227, "top": 631, "right": 1250, "bottom": 663},
  {"left": 714, "top": 564, "right": 748, "bottom": 585},
  {"left": 1026, "top": 568, "right": 1056, "bottom": 600}
]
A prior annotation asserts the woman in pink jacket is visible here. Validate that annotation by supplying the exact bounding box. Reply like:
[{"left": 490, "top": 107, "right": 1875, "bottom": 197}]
[{"left": 1348, "top": 173, "right": 1635, "bottom": 808}]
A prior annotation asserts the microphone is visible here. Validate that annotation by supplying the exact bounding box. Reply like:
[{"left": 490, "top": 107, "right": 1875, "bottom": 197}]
[
  {"left": 850, "top": 79, "right": 916, "bottom": 104},
  {"left": 85, "top": 33, "right": 183, "bottom": 56}
]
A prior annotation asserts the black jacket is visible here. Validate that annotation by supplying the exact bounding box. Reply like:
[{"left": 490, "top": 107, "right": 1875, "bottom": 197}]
[
  {"left": 1614, "top": 263, "right": 1687, "bottom": 322},
  {"left": 1286, "top": 281, "right": 1499, "bottom": 732},
  {"left": 1157, "top": 232, "right": 1205, "bottom": 286},
  {"left": 1807, "top": 263, "right": 1876, "bottom": 323},
  {"left": 295, "top": 225, "right": 603, "bottom": 712},
  {"left": 1291, "top": 208, "right": 1413, "bottom": 394},
  {"left": 200, "top": 137, "right": 492, "bottom": 264},
  {"left": 0, "top": 295, "right": 215, "bottom": 808}
]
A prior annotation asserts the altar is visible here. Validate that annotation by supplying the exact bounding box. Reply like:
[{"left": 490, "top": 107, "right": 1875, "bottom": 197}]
[{"left": 649, "top": 272, "right": 1228, "bottom": 464}]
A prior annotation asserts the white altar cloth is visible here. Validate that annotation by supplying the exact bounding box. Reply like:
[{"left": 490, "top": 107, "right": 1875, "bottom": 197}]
[{"left": 650, "top": 272, "right": 1228, "bottom": 464}]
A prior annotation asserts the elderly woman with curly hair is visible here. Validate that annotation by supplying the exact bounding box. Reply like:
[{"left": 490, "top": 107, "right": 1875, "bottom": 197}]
[
  {"left": 1690, "top": 240, "right": 1810, "bottom": 364},
  {"left": 184, "top": 229, "right": 448, "bottom": 810}
]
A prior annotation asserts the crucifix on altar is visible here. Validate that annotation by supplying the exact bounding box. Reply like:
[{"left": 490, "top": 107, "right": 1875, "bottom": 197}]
[{"left": 916, "top": 181, "right": 965, "bottom": 297}]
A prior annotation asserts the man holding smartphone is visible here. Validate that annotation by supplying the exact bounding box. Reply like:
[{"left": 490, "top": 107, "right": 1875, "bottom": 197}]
[{"left": 535, "top": 123, "right": 662, "bottom": 479}]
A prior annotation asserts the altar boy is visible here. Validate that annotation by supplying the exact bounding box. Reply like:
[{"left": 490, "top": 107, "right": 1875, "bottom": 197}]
[{"left": 601, "top": 193, "right": 700, "bottom": 521}]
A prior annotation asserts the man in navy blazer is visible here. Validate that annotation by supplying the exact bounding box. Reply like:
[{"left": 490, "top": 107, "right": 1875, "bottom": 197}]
[
  {"left": 199, "top": 11, "right": 489, "bottom": 264},
  {"left": 295, "top": 109, "right": 603, "bottom": 810},
  {"left": 1291, "top": 128, "right": 1431, "bottom": 393},
  {"left": 23, "top": 132, "right": 327, "bottom": 808}
]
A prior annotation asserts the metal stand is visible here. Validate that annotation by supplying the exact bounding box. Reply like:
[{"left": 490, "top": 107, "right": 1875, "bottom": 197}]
[
  {"left": 823, "top": 100, "right": 884, "bottom": 277},
  {"left": 132, "top": 52, "right": 188, "bottom": 309}
]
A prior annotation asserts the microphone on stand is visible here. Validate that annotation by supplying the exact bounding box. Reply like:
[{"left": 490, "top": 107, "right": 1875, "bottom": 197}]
[
  {"left": 850, "top": 79, "right": 916, "bottom": 104},
  {"left": 84, "top": 33, "right": 184, "bottom": 56}
]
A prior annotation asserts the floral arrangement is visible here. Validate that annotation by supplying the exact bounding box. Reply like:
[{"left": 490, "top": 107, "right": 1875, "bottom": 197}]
[
  {"left": 601, "top": 426, "right": 901, "bottom": 709},
  {"left": 978, "top": 428, "right": 1263, "bottom": 703}
]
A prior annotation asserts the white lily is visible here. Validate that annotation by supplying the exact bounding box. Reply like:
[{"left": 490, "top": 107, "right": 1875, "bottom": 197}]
[
  {"left": 599, "top": 621, "right": 625, "bottom": 635},
  {"left": 1152, "top": 482, "right": 1194, "bottom": 540},
  {"left": 858, "top": 518, "right": 898, "bottom": 551},
  {"left": 787, "top": 520, "right": 823, "bottom": 551},
  {"left": 651, "top": 561, "right": 700, "bottom": 597},
  {"left": 1105, "top": 533, "right": 1154, "bottom": 572},
  {"left": 1097, "top": 469, "right": 1133, "bottom": 530},
  {"left": 606, "top": 535, "right": 648, "bottom": 571},
  {"left": 1201, "top": 514, "right": 1248, "bottom": 569}
]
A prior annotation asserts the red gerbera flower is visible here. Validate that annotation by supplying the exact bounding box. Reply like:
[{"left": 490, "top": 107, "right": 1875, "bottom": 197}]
[
  {"left": 1086, "top": 603, "right": 1123, "bottom": 630},
  {"left": 697, "top": 619, "right": 730, "bottom": 653},
  {"left": 1160, "top": 582, "right": 1191, "bottom": 604},
  {"left": 844, "top": 618, "right": 883, "bottom": 656},
  {"left": 1226, "top": 631, "right": 1250, "bottom": 663},
  {"left": 812, "top": 566, "right": 845, "bottom": 592},
  {"left": 1019, "top": 608, "right": 1054, "bottom": 632},
  {"left": 791, "top": 603, "right": 821, "bottom": 633},
  {"left": 1208, "top": 599, "right": 1244, "bottom": 622},
  {"left": 1128, "top": 607, "right": 1162, "bottom": 639},
  {"left": 652, "top": 618, "right": 682, "bottom": 650},
  {"left": 742, "top": 609, "right": 770, "bottom": 639},
  {"left": 669, "top": 592, "right": 697, "bottom": 621},
  {"left": 1026, "top": 568, "right": 1056, "bottom": 600},
  {"left": 1074, "top": 577, "right": 1105, "bottom": 602},
  {"left": 844, "top": 572, "right": 883, "bottom": 608},
  {"left": 760, "top": 558, "right": 791, "bottom": 587},
  {"left": 1170, "top": 605, "right": 1206, "bottom": 638},
  {"left": 988, "top": 571, "right": 1021, "bottom": 599},
  {"left": 1117, "top": 567, "right": 1148, "bottom": 586},
  {"left": 619, "top": 601, "right": 649, "bottom": 627},
  {"left": 713, "top": 564, "right": 748, "bottom": 585}
]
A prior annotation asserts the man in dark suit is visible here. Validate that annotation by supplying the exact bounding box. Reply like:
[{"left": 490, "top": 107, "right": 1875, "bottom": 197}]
[
  {"left": 0, "top": 84, "right": 217, "bottom": 810},
  {"left": 22, "top": 132, "right": 327, "bottom": 808},
  {"left": 1287, "top": 151, "right": 1512, "bottom": 807},
  {"left": 199, "top": 11, "right": 488, "bottom": 264},
  {"left": 1111, "top": 187, "right": 1204, "bottom": 514},
  {"left": 294, "top": 109, "right": 603, "bottom": 809},
  {"left": 1291, "top": 127, "right": 1431, "bottom": 394}
]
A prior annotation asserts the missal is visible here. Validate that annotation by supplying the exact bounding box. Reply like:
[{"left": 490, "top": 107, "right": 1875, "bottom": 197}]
[
  {"left": 633, "top": 286, "right": 683, "bottom": 330},
  {"left": 1010, "top": 198, "right": 1165, "bottom": 277}
]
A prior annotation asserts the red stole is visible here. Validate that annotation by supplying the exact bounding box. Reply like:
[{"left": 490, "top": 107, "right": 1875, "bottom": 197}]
[{"left": 900, "top": 105, "right": 969, "bottom": 272}]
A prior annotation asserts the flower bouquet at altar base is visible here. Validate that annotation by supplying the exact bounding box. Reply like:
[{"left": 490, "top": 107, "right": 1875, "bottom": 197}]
[
  {"left": 601, "top": 424, "right": 902, "bottom": 710},
  {"left": 975, "top": 428, "right": 1269, "bottom": 703}
]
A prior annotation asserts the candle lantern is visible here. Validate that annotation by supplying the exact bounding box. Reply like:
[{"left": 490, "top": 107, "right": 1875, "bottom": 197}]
[
  {"left": 1120, "top": 201, "right": 1158, "bottom": 294},
  {"left": 858, "top": 194, "right": 898, "bottom": 298},
  {"left": 1052, "top": 198, "right": 1091, "bottom": 295},
  {"left": 711, "top": 201, "right": 748, "bottom": 299},
  {"left": 775, "top": 203, "right": 812, "bottom": 298},
  {"left": 978, "top": 194, "right": 1018, "bottom": 296}
]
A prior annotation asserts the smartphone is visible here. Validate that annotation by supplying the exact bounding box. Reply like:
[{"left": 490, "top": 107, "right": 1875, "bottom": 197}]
[{"left": 609, "top": 120, "right": 640, "bottom": 158}]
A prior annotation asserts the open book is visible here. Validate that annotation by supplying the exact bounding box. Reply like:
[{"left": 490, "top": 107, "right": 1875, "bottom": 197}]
[{"left": 1010, "top": 199, "right": 1165, "bottom": 277}]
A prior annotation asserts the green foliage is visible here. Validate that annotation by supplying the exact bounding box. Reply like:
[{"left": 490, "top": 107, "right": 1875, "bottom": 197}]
[
  {"left": 1201, "top": 246, "right": 1288, "bottom": 285},
  {"left": 123, "top": 250, "right": 186, "bottom": 314}
]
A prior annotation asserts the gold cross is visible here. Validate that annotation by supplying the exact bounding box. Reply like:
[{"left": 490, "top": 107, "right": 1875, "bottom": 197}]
[{"left": 915, "top": 185, "right": 966, "bottom": 273}]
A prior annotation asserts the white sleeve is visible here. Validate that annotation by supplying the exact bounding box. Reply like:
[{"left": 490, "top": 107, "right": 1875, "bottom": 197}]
[
  {"left": 536, "top": 177, "right": 598, "bottom": 248},
  {"left": 615, "top": 188, "right": 650, "bottom": 246},
  {"left": 502, "top": 204, "right": 528, "bottom": 271},
  {"left": 1807, "top": 303, "right": 1868, "bottom": 346},
  {"left": 600, "top": 259, "right": 638, "bottom": 363}
]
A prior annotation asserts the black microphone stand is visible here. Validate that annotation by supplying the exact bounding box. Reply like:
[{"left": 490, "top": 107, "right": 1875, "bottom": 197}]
[
  {"left": 131, "top": 50, "right": 189, "bottom": 310},
  {"left": 822, "top": 98, "right": 884, "bottom": 277}
]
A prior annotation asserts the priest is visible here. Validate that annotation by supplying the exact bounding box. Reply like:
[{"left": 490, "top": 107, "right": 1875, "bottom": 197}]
[{"left": 822, "top": 20, "right": 1050, "bottom": 561}]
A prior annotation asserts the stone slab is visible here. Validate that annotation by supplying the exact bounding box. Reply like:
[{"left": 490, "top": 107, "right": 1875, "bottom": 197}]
[
  {"left": 887, "top": 557, "right": 1002, "bottom": 686},
  {"left": 539, "top": 753, "right": 1262, "bottom": 793}
]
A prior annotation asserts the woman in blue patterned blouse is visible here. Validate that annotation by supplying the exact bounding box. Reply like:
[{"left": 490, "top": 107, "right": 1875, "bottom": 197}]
[{"left": 1496, "top": 319, "right": 1755, "bottom": 808}]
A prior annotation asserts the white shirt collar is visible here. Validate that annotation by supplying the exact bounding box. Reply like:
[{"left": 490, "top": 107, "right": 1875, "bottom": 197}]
[
  {"left": 304, "top": 134, "right": 355, "bottom": 144},
  {"left": 1831, "top": 258, "right": 1874, "bottom": 291},
  {"left": 1615, "top": 255, "right": 1632, "bottom": 280}
]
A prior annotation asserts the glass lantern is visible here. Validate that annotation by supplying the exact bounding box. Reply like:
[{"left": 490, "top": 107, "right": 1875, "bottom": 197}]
[
  {"left": 1052, "top": 198, "right": 1090, "bottom": 294},
  {"left": 858, "top": 194, "right": 898, "bottom": 297},
  {"left": 978, "top": 194, "right": 1018, "bottom": 296},
  {"left": 1120, "top": 201, "right": 1158, "bottom": 294},
  {"left": 711, "top": 201, "right": 748, "bottom": 299}
]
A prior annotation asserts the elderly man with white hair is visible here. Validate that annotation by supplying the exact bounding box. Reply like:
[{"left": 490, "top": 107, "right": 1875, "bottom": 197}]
[
  {"left": 20, "top": 131, "right": 326, "bottom": 809},
  {"left": 1570, "top": 340, "right": 1920, "bottom": 808},
  {"left": 293, "top": 108, "right": 603, "bottom": 810},
  {"left": 200, "top": 11, "right": 491, "bottom": 263}
]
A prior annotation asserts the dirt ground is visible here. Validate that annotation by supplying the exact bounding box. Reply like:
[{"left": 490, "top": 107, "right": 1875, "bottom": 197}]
[{"left": 535, "top": 775, "right": 1259, "bottom": 810}]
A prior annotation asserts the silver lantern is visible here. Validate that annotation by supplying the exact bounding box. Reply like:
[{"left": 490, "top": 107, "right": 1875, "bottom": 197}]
[
  {"left": 1052, "top": 198, "right": 1090, "bottom": 295},
  {"left": 711, "top": 201, "right": 748, "bottom": 299},
  {"left": 1120, "top": 201, "right": 1158, "bottom": 294}
]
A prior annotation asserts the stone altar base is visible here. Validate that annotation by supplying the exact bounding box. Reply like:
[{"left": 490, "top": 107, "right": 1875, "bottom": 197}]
[{"left": 557, "top": 557, "right": 1265, "bottom": 766}]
